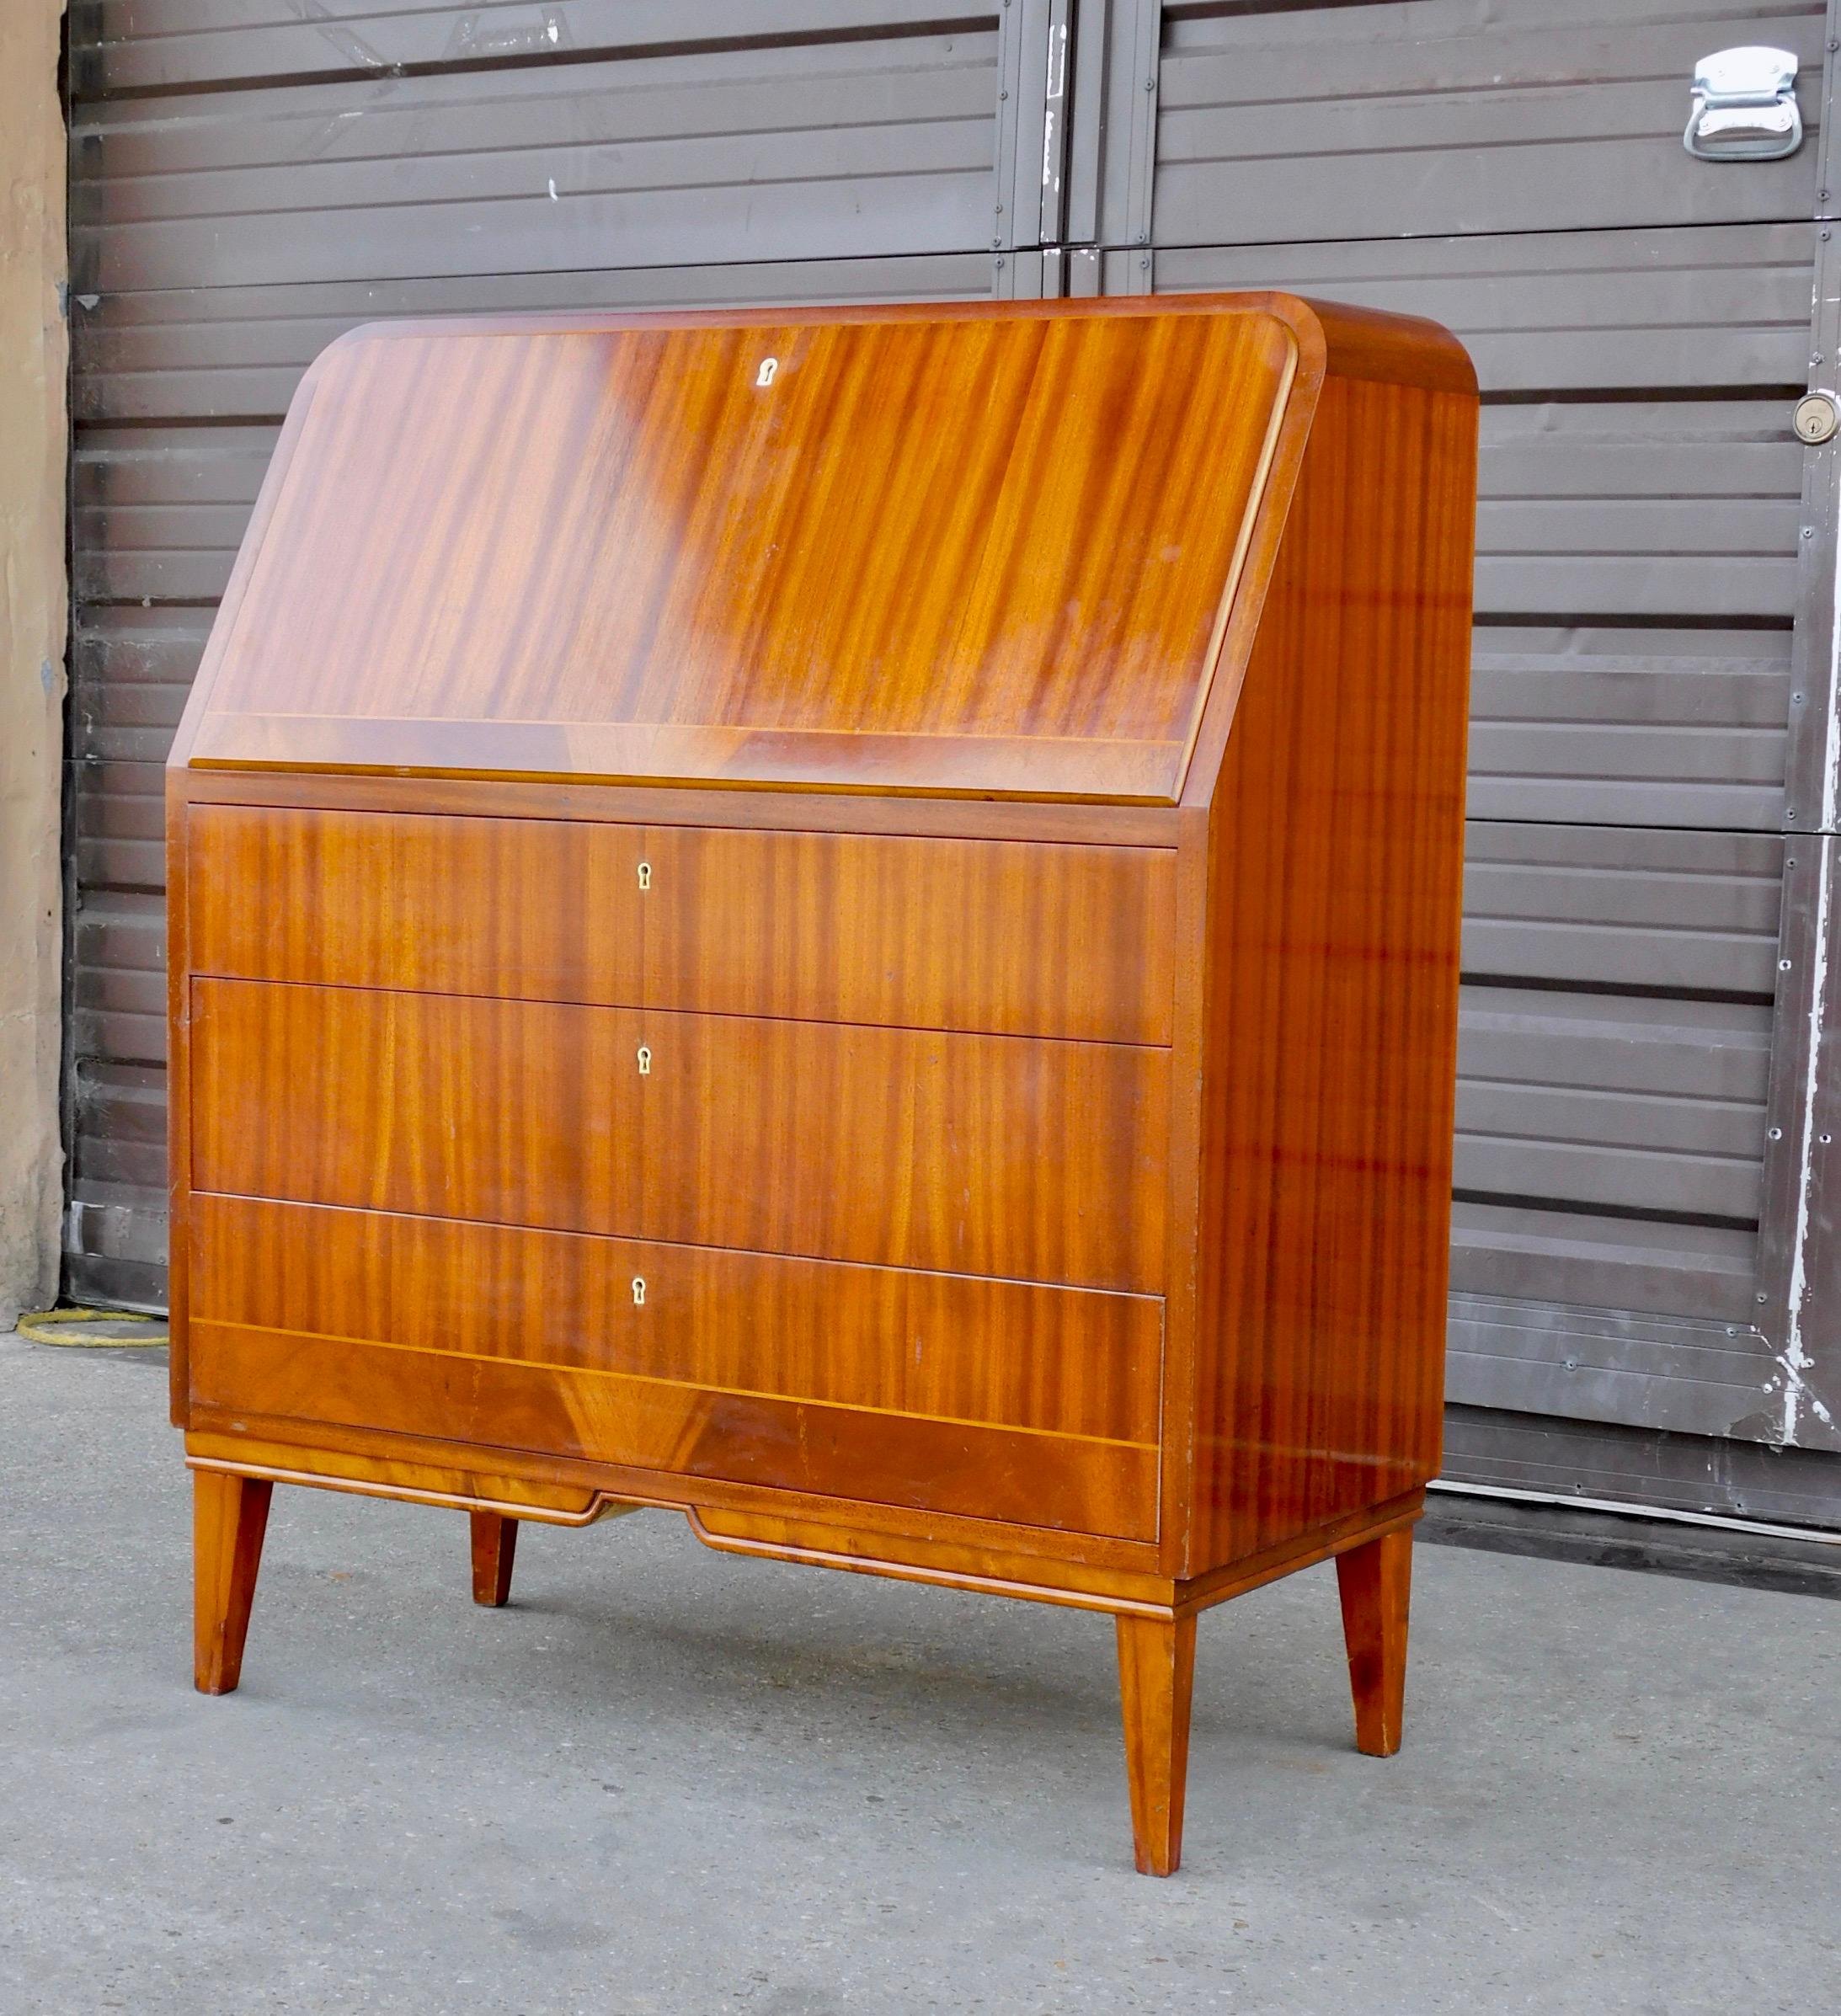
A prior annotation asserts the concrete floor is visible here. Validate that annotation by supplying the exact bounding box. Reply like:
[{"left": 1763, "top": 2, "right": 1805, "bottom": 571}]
[{"left": 2, "top": 1331, "right": 1836, "bottom": 2016}]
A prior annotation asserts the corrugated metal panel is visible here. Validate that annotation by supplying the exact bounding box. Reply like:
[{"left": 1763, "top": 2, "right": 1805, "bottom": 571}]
[
  {"left": 1153, "top": 223, "right": 1818, "bottom": 394},
  {"left": 59, "top": 0, "right": 1838, "bottom": 1505},
  {"left": 1457, "top": 986, "right": 1773, "bottom": 1226},
  {"left": 1443, "top": 1403, "right": 1841, "bottom": 1526},
  {"left": 1447, "top": 1297, "right": 1777, "bottom": 1440},
  {"left": 71, "top": 2, "right": 983, "bottom": 94},
  {"left": 1469, "top": 627, "right": 1790, "bottom": 833},
  {"left": 71, "top": 28, "right": 1005, "bottom": 293},
  {"left": 1449, "top": 1205, "right": 1757, "bottom": 1322},
  {"left": 1134, "top": 0, "right": 1824, "bottom": 1463},
  {"left": 69, "top": 606, "right": 210, "bottom": 766},
  {"left": 72, "top": 256, "right": 999, "bottom": 424},
  {"left": 1153, "top": 0, "right": 1826, "bottom": 246},
  {"left": 66, "top": 1059, "right": 168, "bottom": 1312},
  {"left": 1462, "top": 824, "right": 1783, "bottom": 995},
  {"left": 1477, "top": 403, "right": 1802, "bottom": 621},
  {"left": 73, "top": 427, "right": 275, "bottom": 606},
  {"left": 71, "top": 882, "right": 163, "bottom": 1067},
  {"left": 63, "top": 0, "right": 1011, "bottom": 1309}
]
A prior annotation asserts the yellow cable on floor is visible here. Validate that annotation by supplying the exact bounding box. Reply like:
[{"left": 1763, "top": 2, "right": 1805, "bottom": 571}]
[{"left": 15, "top": 1306, "right": 168, "bottom": 1348}]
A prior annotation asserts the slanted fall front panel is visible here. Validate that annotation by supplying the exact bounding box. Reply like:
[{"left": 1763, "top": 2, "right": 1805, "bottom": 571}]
[{"left": 187, "top": 311, "right": 1295, "bottom": 802}]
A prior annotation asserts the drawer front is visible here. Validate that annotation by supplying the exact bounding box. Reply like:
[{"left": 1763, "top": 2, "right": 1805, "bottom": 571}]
[
  {"left": 188, "top": 1321, "right": 1158, "bottom": 1541},
  {"left": 186, "top": 803, "right": 647, "bottom": 1005},
  {"left": 192, "top": 1196, "right": 1164, "bottom": 1448},
  {"left": 637, "top": 824, "right": 1175, "bottom": 1043},
  {"left": 186, "top": 805, "right": 1175, "bottom": 1043},
  {"left": 190, "top": 981, "right": 1171, "bottom": 1293}
]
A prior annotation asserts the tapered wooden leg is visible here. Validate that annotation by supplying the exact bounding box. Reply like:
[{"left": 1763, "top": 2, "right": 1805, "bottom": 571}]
[
  {"left": 1336, "top": 1527, "right": 1412, "bottom": 1757},
  {"left": 193, "top": 1470, "right": 272, "bottom": 1695},
  {"left": 1115, "top": 1612, "right": 1197, "bottom": 1877},
  {"left": 470, "top": 1510, "right": 520, "bottom": 1607}
]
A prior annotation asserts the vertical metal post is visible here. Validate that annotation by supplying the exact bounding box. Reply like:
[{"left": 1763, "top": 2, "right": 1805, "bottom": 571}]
[
  {"left": 995, "top": 0, "right": 1056, "bottom": 254},
  {"left": 1753, "top": 2, "right": 1841, "bottom": 1451},
  {"left": 1081, "top": 0, "right": 1159, "bottom": 291},
  {"left": 1038, "top": 0, "right": 1074, "bottom": 247},
  {"left": 1063, "top": 0, "right": 1113, "bottom": 247}
]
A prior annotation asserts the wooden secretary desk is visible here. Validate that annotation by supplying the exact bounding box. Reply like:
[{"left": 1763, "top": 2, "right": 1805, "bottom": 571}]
[{"left": 168, "top": 293, "right": 1477, "bottom": 1877}]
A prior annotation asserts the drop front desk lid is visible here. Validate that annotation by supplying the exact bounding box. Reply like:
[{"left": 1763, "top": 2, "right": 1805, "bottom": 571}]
[{"left": 174, "top": 294, "right": 1449, "bottom": 803}]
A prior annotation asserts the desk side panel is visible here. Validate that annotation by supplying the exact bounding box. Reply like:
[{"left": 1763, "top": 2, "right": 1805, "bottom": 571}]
[{"left": 1185, "top": 371, "right": 1477, "bottom": 1575}]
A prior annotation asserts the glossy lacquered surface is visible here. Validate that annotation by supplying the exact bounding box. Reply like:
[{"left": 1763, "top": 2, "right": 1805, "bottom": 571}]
[
  {"left": 186, "top": 807, "right": 1179, "bottom": 1044},
  {"left": 171, "top": 292, "right": 1478, "bottom": 1877},
  {"left": 189, "top": 306, "right": 1300, "bottom": 800},
  {"left": 1184, "top": 370, "right": 1475, "bottom": 1571},
  {"left": 189, "top": 979, "right": 1171, "bottom": 1292},
  {"left": 189, "top": 1196, "right": 1163, "bottom": 1446}
]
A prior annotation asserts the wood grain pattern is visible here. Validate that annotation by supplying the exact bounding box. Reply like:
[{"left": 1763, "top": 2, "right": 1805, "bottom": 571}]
[
  {"left": 638, "top": 823, "right": 1175, "bottom": 1043},
  {"left": 177, "top": 766, "right": 1184, "bottom": 847},
  {"left": 193, "top": 1469, "right": 270, "bottom": 1694},
  {"left": 188, "top": 1435, "right": 617, "bottom": 1523},
  {"left": 186, "top": 307, "right": 1299, "bottom": 803},
  {"left": 1116, "top": 1613, "right": 1197, "bottom": 1878},
  {"left": 188, "top": 803, "right": 645, "bottom": 1006},
  {"left": 188, "top": 1321, "right": 1160, "bottom": 1540},
  {"left": 686, "top": 1507, "right": 1180, "bottom": 1615},
  {"left": 183, "top": 1424, "right": 1166, "bottom": 1573},
  {"left": 185, "top": 715, "right": 1195, "bottom": 803},
  {"left": 1178, "top": 370, "right": 1475, "bottom": 1575},
  {"left": 183, "top": 1437, "right": 1417, "bottom": 1619},
  {"left": 189, "top": 1196, "right": 1164, "bottom": 1445},
  {"left": 165, "top": 774, "right": 195, "bottom": 1425},
  {"left": 187, "top": 806, "right": 1177, "bottom": 1043},
  {"left": 469, "top": 1512, "right": 519, "bottom": 1608},
  {"left": 189, "top": 981, "right": 1171, "bottom": 1293},
  {"left": 1336, "top": 1528, "right": 1413, "bottom": 1757}
]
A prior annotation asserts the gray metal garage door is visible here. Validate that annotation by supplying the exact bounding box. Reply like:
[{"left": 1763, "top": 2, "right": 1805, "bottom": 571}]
[
  {"left": 65, "top": 0, "right": 1841, "bottom": 1523},
  {"left": 65, "top": 0, "right": 1019, "bottom": 1307}
]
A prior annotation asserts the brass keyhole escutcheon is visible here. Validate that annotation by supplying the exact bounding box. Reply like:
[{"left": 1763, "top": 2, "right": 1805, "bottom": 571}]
[
  {"left": 637, "top": 861, "right": 652, "bottom": 890},
  {"left": 637, "top": 1043, "right": 652, "bottom": 1075},
  {"left": 632, "top": 1277, "right": 646, "bottom": 1307}
]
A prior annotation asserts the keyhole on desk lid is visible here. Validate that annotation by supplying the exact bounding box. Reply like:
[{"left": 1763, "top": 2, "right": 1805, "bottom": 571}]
[
  {"left": 756, "top": 356, "right": 778, "bottom": 387},
  {"left": 637, "top": 1043, "right": 652, "bottom": 1075},
  {"left": 632, "top": 1277, "right": 646, "bottom": 1307},
  {"left": 637, "top": 861, "right": 651, "bottom": 890}
]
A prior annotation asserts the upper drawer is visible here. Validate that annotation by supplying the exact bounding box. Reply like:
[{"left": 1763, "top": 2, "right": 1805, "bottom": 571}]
[{"left": 185, "top": 806, "right": 1177, "bottom": 1045}]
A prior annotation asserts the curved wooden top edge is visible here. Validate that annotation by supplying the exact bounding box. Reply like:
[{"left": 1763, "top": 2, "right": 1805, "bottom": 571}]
[
  {"left": 1292, "top": 296, "right": 1478, "bottom": 398},
  {"left": 313, "top": 289, "right": 1472, "bottom": 397},
  {"left": 166, "top": 291, "right": 1470, "bottom": 790}
]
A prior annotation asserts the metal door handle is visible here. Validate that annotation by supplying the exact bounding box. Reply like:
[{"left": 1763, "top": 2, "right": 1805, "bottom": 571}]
[{"left": 1684, "top": 47, "right": 1801, "bottom": 161}]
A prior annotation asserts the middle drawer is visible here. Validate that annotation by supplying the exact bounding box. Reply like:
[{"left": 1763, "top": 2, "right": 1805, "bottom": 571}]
[{"left": 190, "top": 979, "right": 1171, "bottom": 1293}]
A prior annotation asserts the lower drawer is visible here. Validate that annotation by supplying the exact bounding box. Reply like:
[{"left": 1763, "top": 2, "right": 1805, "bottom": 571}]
[
  {"left": 190, "top": 1195, "right": 1162, "bottom": 1443},
  {"left": 185, "top": 1199, "right": 1161, "bottom": 1540}
]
